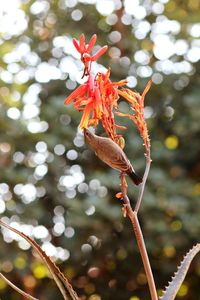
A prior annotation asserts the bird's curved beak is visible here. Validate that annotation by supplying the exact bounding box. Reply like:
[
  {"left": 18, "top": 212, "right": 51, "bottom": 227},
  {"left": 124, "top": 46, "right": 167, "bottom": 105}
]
[{"left": 83, "top": 128, "right": 92, "bottom": 144}]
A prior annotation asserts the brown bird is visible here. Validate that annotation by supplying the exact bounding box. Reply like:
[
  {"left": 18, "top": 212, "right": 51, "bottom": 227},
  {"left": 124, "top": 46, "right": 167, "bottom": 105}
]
[{"left": 83, "top": 128, "right": 142, "bottom": 185}]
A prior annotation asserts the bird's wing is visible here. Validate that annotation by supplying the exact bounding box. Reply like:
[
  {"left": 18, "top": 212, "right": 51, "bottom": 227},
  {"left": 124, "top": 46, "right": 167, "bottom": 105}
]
[
  {"left": 96, "top": 148, "right": 130, "bottom": 172},
  {"left": 109, "top": 151, "right": 130, "bottom": 172},
  {"left": 94, "top": 136, "right": 132, "bottom": 172}
]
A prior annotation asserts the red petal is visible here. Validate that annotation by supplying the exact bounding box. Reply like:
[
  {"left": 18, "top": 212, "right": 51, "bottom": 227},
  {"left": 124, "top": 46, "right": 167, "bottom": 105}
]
[
  {"left": 64, "top": 84, "right": 87, "bottom": 105},
  {"left": 72, "top": 38, "right": 80, "bottom": 52},
  {"left": 91, "top": 45, "right": 108, "bottom": 61},
  {"left": 86, "top": 34, "right": 97, "bottom": 53},
  {"left": 79, "top": 34, "right": 86, "bottom": 53}
]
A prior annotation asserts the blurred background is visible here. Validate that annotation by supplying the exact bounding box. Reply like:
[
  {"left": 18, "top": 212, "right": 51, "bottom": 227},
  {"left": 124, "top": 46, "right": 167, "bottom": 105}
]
[{"left": 0, "top": 0, "right": 200, "bottom": 299}]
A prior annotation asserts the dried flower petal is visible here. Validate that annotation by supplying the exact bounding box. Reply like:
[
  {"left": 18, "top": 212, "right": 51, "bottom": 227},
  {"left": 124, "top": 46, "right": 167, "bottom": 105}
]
[{"left": 117, "top": 80, "right": 152, "bottom": 153}]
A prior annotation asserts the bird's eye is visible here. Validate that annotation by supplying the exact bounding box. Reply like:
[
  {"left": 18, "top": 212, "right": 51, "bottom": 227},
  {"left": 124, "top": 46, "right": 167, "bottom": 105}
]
[{"left": 84, "top": 131, "right": 88, "bottom": 136}]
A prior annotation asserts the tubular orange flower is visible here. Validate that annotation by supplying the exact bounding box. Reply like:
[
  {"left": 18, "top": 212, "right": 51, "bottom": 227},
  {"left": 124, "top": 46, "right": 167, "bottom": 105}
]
[
  {"left": 64, "top": 84, "right": 88, "bottom": 105},
  {"left": 64, "top": 68, "right": 128, "bottom": 141}
]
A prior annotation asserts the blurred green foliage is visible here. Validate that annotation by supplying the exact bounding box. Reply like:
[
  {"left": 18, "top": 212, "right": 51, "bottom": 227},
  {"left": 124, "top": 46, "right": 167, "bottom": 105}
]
[{"left": 0, "top": 0, "right": 200, "bottom": 299}]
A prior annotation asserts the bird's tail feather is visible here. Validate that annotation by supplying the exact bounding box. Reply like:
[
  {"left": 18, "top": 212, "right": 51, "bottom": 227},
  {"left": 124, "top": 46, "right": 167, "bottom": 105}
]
[{"left": 128, "top": 171, "right": 143, "bottom": 185}]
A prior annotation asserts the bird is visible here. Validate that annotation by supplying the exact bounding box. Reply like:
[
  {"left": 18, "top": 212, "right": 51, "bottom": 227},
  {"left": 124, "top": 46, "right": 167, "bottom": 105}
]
[{"left": 83, "top": 128, "right": 142, "bottom": 185}]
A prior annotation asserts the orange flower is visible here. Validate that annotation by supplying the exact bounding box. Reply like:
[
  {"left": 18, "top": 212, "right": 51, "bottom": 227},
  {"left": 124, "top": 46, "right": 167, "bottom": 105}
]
[
  {"left": 64, "top": 69, "right": 127, "bottom": 141},
  {"left": 64, "top": 74, "right": 96, "bottom": 128}
]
